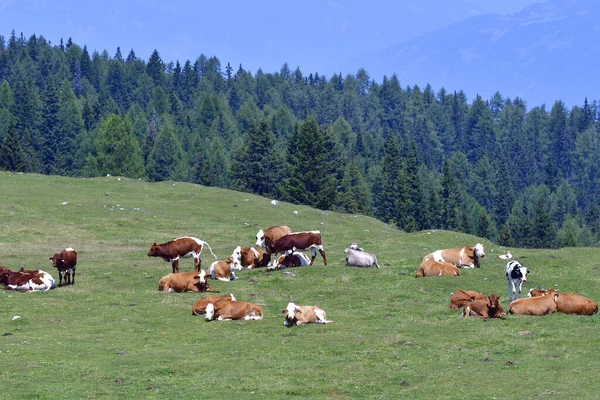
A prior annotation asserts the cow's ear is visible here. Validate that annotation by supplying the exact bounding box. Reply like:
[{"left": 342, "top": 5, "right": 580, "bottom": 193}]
[
  {"left": 282, "top": 309, "right": 287, "bottom": 314},
  {"left": 296, "top": 309, "right": 302, "bottom": 314}
]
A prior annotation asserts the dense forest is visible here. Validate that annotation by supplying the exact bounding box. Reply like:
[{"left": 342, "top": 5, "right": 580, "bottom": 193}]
[{"left": 0, "top": 30, "right": 599, "bottom": 248}]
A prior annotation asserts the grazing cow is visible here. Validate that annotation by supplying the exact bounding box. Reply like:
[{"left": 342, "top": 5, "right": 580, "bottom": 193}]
[
  {"left": 158, "top": 270, "right": 216, "bottom": 293},
  {"left": 462, "top": 294, "right": 504, "bottom": 319},
  {"left": 208, "top": 257, "right": 243, "bottom": 281},
  {"left": 506, "top": 260, "right": 529, "bottom": 301},
  {"left": 345, "top": 243, "right": 380, "bottom": 268},
  {"left": 448, "top": 289, "right": 488, "bottom": 310},
  {"left": 267, "top": 231, "right": 327, "bottom": 265},
  {"left": 423, "top": 243, "right": 485, "bottom": 269},
  {"left": 147, "top": 237, "right": 217, "bottom": 273},
  {"left": 192, "top": 294, "right": 236, "bottom": 315},
  {"left": 269, "top": 251, "right": 311, "bottom": 270},
  {"left": 283, "top": 302, "right": 332, "bottom": 327},
  {"left": 49, "top": 247, "right": 77, "bottom": 286},
  {"left": 205, "top": 300, "right": 263, "bottom": 321},
  {"left": 415, "top": 259, "right": 460, "bottom": 278},
  {"left": 508, "top": 293, "right": 557, "bottom": 316},
  {"left": 528, "top": 288, "right": 598, "bottom": 316},
  {"left": 230, "top": 246, "right": 270, "bottom": 269},
  {"left": 255, "top": 225, "right": 292, "bottom": 251},
  {"left": 0, "top": 267, "right": 55, "bottom": 292}
]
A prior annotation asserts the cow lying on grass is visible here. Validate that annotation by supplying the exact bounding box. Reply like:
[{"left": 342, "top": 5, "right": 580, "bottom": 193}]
[
  {"left": 205, "top": 300, "right": 263, "bottom": 321},
  {"left": 508, "top": 292, "right": 558, "bottom": 316},
  {"left": 528, "top": 288, "right": 598, "bottom": 316},
  {"left": 208, "top": 256, "right": 243, "bottom": 281},
  {"left": 192, "top": 294, "right": 236, "bottom": 315},
  {"left": 416, "top": 259, "right": 460, "bottom": 278},
  {"left": 448, "top": 289, "right": 487, "bottom": 310},
  {"left": 0, "top": 266, "right": 55, "bottom": 292},
  {"left": 269, "top": 251, "right": 311, "bottom": 270},
  {"left": 230, "top": 246, "right": 270, "bottom": 269},
  {"left": 462, "top": 294, "right": 504, "bottom": 320},
  {"left": 158, "top": 270, "right": 216, "bottom": 293},
  {"left": 423, "top": 243, "right": 485, "bottom": 268},
  {"left": 345, "top": 243, "right": 380, "bottom": 268},
  {"left": 282, "top": 302, "right": 332, "bottom": 327}
]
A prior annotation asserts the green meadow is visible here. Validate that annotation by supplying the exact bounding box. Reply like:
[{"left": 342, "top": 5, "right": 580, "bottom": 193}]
[{"left": 0, "top": 172, "right": 599, "bottom": 399}]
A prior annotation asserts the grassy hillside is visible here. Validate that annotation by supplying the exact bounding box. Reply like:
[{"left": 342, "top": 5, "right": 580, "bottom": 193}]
[{"left": 0, "top": 172, "right": 599, "bottom": 399}]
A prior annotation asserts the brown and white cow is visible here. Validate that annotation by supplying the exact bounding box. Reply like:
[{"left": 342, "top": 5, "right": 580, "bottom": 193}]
[
  {"left": 528, "top": 288, "right": 598, "bottom": 316},
  {"left": 0, "top": 266, "right": 55, "bottom": 292},
  {"left": 423, "top": 243, "right": 485, "bottom": 269},
  {"left": 49, "top": 247, "right": 77, "bottom": 286},
  {"left": 508, "top": 292, "right": 558, "bottom": 316},
  {"left": 192, "top": 294, "right": 236, "bottom": 315},
  {"left": 255, "top": 225, "right": 293, "bottom": 255},
  {"left": 205, "top": 300, "right": 263, "bottom": 321},
  {"left": 208, "top": 256, "right": 243, "bottom": 281},
  {"left": 415, "top": 259, "right": 460, "bottom": 278},
  {"left": 266, "top": 231, "right": 327, "bottom": 265},
  {"left": 158, "top": 270, "right": 216, "bottom": 293},
  {"left": 230, "top": 246, "right": 270, "bottom": 269},
  {"left": 147, "top": 236, "right": 217, "bottom": 273},
  {"left": 448, "top": 289, "right": 488, "bottom": 310},
  {"left": 269, "top": 251, "right": 311, "bottom": 270},
  {"left": 282, "top": 302, "right": 332, "bottom": 327},
  {"left": 462, "top": 294, "right": 504, "bottom": 319}
]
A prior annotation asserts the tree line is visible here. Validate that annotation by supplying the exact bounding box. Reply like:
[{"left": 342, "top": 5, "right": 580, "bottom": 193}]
[{"left": 1, "top": 30, "right": 599, "bottom": 248}]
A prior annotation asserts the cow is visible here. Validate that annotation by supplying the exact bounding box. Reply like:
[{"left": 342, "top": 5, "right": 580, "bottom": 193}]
[
  {"left": 147, "top": 237, "right": 217, "bottom": 273},
  {"left": 415, "top": 259, "right": 460, "bottom": 278},
  {"left": 208, "top": 256, "right": 243, "bottom": 281},
  {"left": 205, "top": 300, "right": 263, "bottom": 321},
  {"left": 506, "top": 260, "right": 529, "bottom": 301},
  {"left": 462, "top": 294, "right": 504, "bottom": 319},
  {"left": 448, "top": 289, "right": 488, "bottom": 310},
  {"left": 269, "top": 251, "right": 311, "bottom": 270},
  {"left": 508, "top": 292, "right": 557, "bottom": 316},
  {"left": 423, "top": 243, "right": 485, "bottom": 269},
  {"left": 266, "top": 231, "right": 327, "bottom": 265},
  {"left": 345, "top": 243, "right": 380, "bottom": 268},
  {"left": 158, "top": 270, "right": 216, "bottom": 293},
  {"left": 528, "top": 288, "right": 598, "bottom": 316},
  {"left": 49, "top": 247, "right": 77, "bottom": 286},
  {"left": 230, "top": 246, "right": 270, "bottom": 269},
  {"left": 255, "top": 225, "right": 292, "bottom": 251},
  {"left": 0, "top": 267, "right": 55, "bottom": 292},
  {"left": 282, "top": 302, "right": 332, "bottom": 327},
  {"left": 192, "top": 294, "right": 236, "bottom": 315}
]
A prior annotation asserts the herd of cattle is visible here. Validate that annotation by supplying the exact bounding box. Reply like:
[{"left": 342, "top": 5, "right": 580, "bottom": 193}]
[{"left": 2, "top": 225, "right": 597, "bottom": 322}]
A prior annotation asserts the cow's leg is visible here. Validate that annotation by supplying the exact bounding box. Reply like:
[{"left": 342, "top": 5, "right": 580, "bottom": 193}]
[
  {"left": 315, "top": 309, "right": 330, "bottom": 323},
  {"left": 319, "top": 249, "right": 327, "bottom": 265},
  {"left": 71, "top": 267, "right": 76, "bottom": 285},
  {"left": 65, "top": 270, "right": 71, "bottom": 285},
  {"left": 172, "top": 259, "right": 179, "bottom": 273},
  {"left": 58, "top": 270, "right": 64, "bottom": 287},
  {"left": 507, "top": 281, "right": 513, "bottom": 302},
  {"left": 194, "top": 255, "right": 201, "bottom": 272},
  {"left": 217, "top": 314, "right": 232, "bottom": 321}
]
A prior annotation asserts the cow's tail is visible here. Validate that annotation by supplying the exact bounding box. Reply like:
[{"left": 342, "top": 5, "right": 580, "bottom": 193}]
[{"left": 202, "top": 241, "right": 218, "bottom": 260}]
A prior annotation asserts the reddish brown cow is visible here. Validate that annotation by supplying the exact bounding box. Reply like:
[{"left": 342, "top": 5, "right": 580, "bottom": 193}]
[
  {"left": 462, "top": 294, "right": 504, "bottom": 319},
  {"left": 266, "top": 231, "right": 327, "bottom": 266},
  {"left": 49, "top": 247, "right": 77, "bottom": 286},
  {"left": 0, "top": 266, "right": 55, "bottom": 291},
  {"left": 148, "top": 236, "right": 217, "bottom": 273},
  {"left": 508, "top": 293, "right": 558, "bottom": 316},
  {"left": 192, "top": 294, "right": 236, "bottom": 315},
  {"left": 415, "top": 259, "right": 460, "bottom": 278},
  {"left": 255, "top": 225, "right": 292, "bottom": 252},
  {"left": 528, "top": 288, "right": 598, "bottom": 316},
  {"left": 158, "top": 270, "right": 216, "bottom": 293},
  {"left": 448, "top": 289, "right": 487, "bottom": 310},
  {"left": 230, "top": 246, "right": 271, "bottom": 269},
  {"left": 205, "top": 300, "right": 263, "bottom": 321}
]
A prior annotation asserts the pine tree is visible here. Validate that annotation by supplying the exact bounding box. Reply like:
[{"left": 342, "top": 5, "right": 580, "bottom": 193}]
[
  {"left": 0, "top": 125, "right": 27, "bottom": 172},
  {"left": 440, "top": 159, "right": 461, "bottom": 230},
  {"left": 338, "top": 160, "right": 371, "bottom": 214},
  {"left": 529, "top": 196, "right": 557, "bottom": 248},
  {"left": 146, "top": 120, "right": 186, "bottom": 182},
  {"left": 375, "top": 135, "right": 401, "bottom": 222}
]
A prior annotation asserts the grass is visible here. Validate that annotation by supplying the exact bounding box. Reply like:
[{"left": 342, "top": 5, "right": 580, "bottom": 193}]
[{"left": 1, "top": 171, "right": 600, "bottom": 399}]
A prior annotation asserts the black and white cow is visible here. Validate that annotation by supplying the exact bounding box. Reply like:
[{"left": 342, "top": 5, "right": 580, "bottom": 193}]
[{"left": 506, "top": 260, "right": 529, "bottom": 302}]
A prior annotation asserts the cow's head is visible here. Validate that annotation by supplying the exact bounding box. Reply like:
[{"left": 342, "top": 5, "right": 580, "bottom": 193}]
[
  {"left": 255, "top": 229, "right": 265, "bottom": 247},
  {"left": 147, "top": 243, "right": 159, "bottom": 257},
  {"left": 195, "top": 269, "right": 207, "bottom": 284},
  {"left": 205, "top": 303, "right": 215, "bottom": 321},
  {"left": 225, "top": 256, "right": 243, "bottom": 271},
  {"left": 345, "top": 242, "right": 364, "bottom": 253},
  {"left": 474, "top": 243, "right": 485, "bottom": 259},
  {"left": 282, "top": 302, "right": 300, "bottom": 327},
  {"left": 528, "top": 288, "right": 547, "bottom": 297},
  {"left": 509, "top": 262, "right": 529, "bottom": 283},
  {"left": 50, "top": 253, "right": 62, "bottom": 267}
]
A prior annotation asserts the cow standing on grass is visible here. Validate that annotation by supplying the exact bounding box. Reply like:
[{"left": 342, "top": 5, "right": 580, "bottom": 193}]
[
  {"left": 255, "top": 225, "right": 292, "bottom": 253},
  {"left": 49, "top": 247, "right": 77, "bottom": 286},
  {"left": 506, "top": 260, "right": 529, "bottom": 301},
  {"left": 266, "top": 231, "right": 327, "bottom": 266},
  {"left": 148, "top": 237, "right": 217, "bottom": 273}
]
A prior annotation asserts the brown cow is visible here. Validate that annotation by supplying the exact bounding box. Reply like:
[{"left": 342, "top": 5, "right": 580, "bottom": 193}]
[
  {"left": 255, "top": 225, "right": 292, "bottom": 252},
  {"left": 230, "top": 246, "right": 270, "bottom": 269},
  {"left": 448, "top": 289, "right": 487, "bottom": 310},
  {"left": 423, "top": 243, "right": 485, "bottom": 268},
  {"left": 208, "top": 257, "right": 243, "bottom": 281},
  {"left": 0, "top": 266, "right": 55, "bottom": 291},
  {"left": 528, "top": 288, "right": 598, "bottom": 316},
  {"left": 192, "top": 294, "right": 236, "bottom": 315},
  {"left": 269, "top": 251, "right": 311, "bottom": 270},
  {"left": 508, "top": 293, "right": 558, "bottom": 316},
  {"left": 462, "top": 294, "right": 504, "bottom": 319},
  {"left": 49, "top": 247, "right": 77, "bottom": 286},
  {"left": 148, "top": 236, "right": 217, "bottom": 273},
  {"left": 282, "top": 302, "right": 332, "bottom": 326},
  {"left": 158, "top": 270, "right": 216, "bottom": 293},
  {"left": 415, "top": 259, "right": 460, "bottom": 278},
  {"left": 266, "top": 231, "right": 327, "bottom": 265},
  {"left": 205, "top": 300, "right": 263, "bottom": 321}
]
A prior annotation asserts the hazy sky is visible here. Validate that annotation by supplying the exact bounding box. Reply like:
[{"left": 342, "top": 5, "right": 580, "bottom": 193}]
[{"left": 0, "top": 0, "right": 547, "bottom": 78}]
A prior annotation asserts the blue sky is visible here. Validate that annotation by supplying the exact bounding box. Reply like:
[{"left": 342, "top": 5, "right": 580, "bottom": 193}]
[{"left": 0, "top": 0, "right": 546, "bottom": 80}]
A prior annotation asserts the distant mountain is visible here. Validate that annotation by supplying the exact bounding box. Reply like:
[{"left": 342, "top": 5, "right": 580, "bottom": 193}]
[{"left": 353, "top": 0, "right": 600, "bottom": 108}]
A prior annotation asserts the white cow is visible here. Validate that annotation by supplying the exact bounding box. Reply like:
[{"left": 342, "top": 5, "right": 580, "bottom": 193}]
[
  {"left": 506, "top": 260, "right": 529, "bottom": 301},
  {"left": 344, "top": 243, "right": 380, "bottom": 268}
]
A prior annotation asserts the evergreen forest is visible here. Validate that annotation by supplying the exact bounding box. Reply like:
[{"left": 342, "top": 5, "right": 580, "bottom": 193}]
[{"left": 1, "top": 31, "right": 599, "bottom": 248}]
